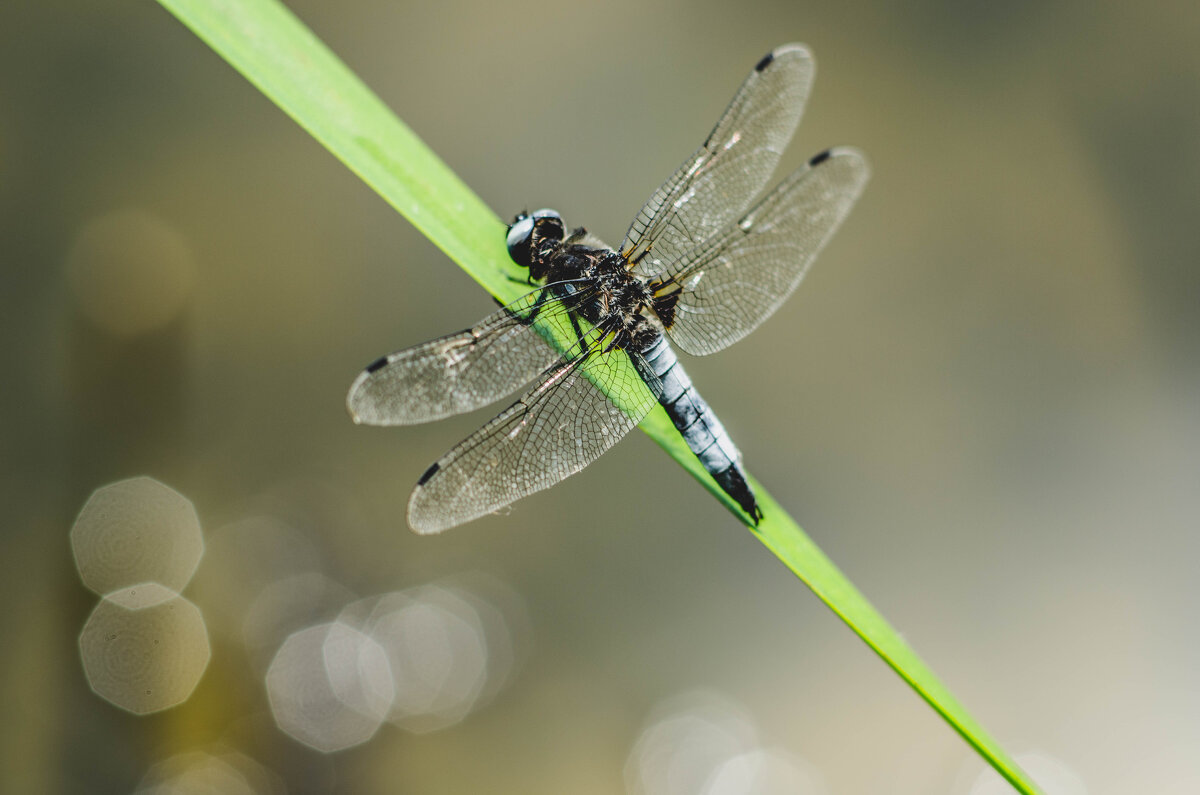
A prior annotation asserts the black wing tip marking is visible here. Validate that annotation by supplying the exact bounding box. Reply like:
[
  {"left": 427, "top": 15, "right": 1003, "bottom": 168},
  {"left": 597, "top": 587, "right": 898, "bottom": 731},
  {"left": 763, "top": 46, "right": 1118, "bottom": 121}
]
[
  {"left": 806, "top": 146, "right": 872, "bottom": 182},
  {"left": 365, "top": 355, "right": 389, "bottom": 374},
  {"left": 755, "top": 43, "right": 813, "bottom": 73},
  {"left": 416, "top": 461, "right": 440, "bottom": 486}
]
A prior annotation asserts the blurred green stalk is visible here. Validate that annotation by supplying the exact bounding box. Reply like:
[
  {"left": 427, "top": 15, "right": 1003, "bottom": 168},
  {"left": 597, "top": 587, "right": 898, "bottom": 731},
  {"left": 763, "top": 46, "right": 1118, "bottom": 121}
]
[{"left": 154, "top": 1, "right": 1044, "bottom": 792}]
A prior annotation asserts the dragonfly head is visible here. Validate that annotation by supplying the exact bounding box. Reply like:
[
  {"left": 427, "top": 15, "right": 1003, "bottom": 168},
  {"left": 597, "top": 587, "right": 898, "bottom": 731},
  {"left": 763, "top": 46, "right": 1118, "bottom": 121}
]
[{"left": 507, "top": 208, "right": 564, "bottom": 280}]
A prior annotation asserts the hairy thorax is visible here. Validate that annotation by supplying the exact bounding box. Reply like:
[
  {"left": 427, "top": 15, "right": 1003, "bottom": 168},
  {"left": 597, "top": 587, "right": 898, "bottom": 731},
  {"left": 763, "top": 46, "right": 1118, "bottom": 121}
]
[{"left": 541, "top": 237, "right": 660, "bottom": 353}]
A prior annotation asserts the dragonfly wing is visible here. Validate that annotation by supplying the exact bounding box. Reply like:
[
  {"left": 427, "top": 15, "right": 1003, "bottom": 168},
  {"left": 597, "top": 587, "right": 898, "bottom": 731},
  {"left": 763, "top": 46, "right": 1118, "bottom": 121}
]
[
  {"left": 347, "top": 284, "right": 595, "bottom": 426},
  {"left": 657, "top": 148, "right": 869, "bottom": 356},
  {"left": 407, "top": 335, "right": 661, "bottom": 534},
  {"left": 621, "top": 44, "right": 815, "bottom": 280}
]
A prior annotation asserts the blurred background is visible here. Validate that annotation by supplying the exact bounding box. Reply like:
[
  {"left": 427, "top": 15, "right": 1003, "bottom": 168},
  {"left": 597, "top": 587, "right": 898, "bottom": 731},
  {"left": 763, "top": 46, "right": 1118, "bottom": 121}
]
[{"left": 2, "top": 0, "right": 1198, "bottom": 793}]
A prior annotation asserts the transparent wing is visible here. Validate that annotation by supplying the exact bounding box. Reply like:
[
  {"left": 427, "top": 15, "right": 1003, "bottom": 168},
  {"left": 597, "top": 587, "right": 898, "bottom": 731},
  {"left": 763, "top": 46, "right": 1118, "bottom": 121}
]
[
  {"left": 347, "top": 282, "right": 597, "bottom": 426},
  {"left": 621, "top": 44, "right": 815, "bottom": 280},
  {"left": 406, "top": 329, "right": 662, "bottom": 534},
  {"left": 656, "top": 148, "right": 870, "bottom": 356}
]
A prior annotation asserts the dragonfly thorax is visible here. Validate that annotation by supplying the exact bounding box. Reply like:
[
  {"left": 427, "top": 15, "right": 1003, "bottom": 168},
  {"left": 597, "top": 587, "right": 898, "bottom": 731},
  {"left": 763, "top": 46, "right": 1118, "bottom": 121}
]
[
  {"left": 541, "top": 238, "right": 658, "bottom": 353},
  {"left": 508, "top": 206, "right": 658, "bottom": 352}
]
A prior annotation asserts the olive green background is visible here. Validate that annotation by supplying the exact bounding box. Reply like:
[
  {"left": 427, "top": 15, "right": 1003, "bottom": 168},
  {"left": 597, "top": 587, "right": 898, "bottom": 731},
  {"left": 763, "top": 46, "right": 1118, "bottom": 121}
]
[{"left": 2, "top": 0, "right": 1198, "bottom": 792}]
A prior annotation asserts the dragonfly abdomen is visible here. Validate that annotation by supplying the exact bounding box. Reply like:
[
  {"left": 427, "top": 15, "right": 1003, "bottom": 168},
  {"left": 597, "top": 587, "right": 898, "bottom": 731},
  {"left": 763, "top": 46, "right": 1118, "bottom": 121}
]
[{"left": 636, "top": 334, "right": 763, "bottom": 523}]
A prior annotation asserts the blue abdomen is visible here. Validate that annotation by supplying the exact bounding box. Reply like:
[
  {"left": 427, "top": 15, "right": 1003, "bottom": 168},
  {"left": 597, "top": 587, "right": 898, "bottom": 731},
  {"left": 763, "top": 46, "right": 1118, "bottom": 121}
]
[{"left": 635, "top": 334, "right": 762, "bottom": 523}]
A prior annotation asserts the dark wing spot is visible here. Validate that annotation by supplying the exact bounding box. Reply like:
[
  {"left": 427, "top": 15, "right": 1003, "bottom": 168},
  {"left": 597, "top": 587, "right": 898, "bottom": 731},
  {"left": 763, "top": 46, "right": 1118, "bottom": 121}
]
[
  {"left": 416, "top": 462, "right": 440, "bottom": 486},
  {"left": 365, "top": 356, "right": 389, "bottom": 374},
  {"left": 754, "top": 52, "right": 775, "bottom": 72},
  {"left": 809, "top": 149, "right": 832, "bottom": 167}
]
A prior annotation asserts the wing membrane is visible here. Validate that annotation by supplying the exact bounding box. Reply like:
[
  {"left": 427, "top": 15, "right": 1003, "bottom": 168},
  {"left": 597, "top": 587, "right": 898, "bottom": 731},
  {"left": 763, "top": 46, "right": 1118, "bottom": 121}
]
[
  {"left": 407, "top": 330, "right": 661, "bottom": 534},
  {"left": 621, "top": 44, "right": 814, "bottom": 280},
  {"left": 347, "top": 283, "right": 596, "bottom": 426},
  {"left": 659, "top": 148, "right": 870, "bottom": 356}
]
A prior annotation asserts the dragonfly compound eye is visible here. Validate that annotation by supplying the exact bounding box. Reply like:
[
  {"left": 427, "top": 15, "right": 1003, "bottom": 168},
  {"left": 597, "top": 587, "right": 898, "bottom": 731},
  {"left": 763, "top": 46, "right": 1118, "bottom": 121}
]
[
  {"left": 506, "top": 215, "right": 536, "bottom": 267},
  {"left": 506, "top": 208, "right": 563, "bottom": 268}
]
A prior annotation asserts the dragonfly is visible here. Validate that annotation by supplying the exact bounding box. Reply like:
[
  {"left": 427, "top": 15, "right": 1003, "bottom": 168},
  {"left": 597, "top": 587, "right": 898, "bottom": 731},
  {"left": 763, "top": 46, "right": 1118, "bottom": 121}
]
[{"left": 348, "top": 44, "right": 869, "bottom": 533}]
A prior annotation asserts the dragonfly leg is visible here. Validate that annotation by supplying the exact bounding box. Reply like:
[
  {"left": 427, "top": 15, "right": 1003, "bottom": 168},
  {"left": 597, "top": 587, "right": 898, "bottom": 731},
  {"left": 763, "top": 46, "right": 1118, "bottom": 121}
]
[{"left": 568, "top": 311, "right": 588, "bottom": 351}]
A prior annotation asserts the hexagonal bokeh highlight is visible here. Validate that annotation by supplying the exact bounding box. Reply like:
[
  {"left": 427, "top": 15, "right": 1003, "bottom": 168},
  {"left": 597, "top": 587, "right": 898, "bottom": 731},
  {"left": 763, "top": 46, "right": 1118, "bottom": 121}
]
[
  {"left": 352, "top": 586, "right": 490, "bottom": 733},
  {"left": 331, "top": 577, "right": 528, "bottom": 735},
  {"left": 430, "top": 574, "right": 530, "bottom": 712},
  {"left": 265, "top": 622, "right": 394, "bottom": 753},
  {"left": 625, "top": 691, "right": 761, "bottom": 795},
  {"left": 242, "top": 572, "right": 356, "bottom": 669},
  {"left": 135, "top": 749, "right": 284, "bottom": 795},
  {"left": 134, "top": 751, "right": 254, "bottom": 795},
  {"left": 704, "top": 749, "right": 828, "bottom": 795},
  {"left": 71, "top": 476, "right": 203, "bottom": 595},
  {"left": 192, "top": 516, "right": 323, "bottom": 628},
  {"left": 79, "top": 583, "right": 211, "bottom": 714}
]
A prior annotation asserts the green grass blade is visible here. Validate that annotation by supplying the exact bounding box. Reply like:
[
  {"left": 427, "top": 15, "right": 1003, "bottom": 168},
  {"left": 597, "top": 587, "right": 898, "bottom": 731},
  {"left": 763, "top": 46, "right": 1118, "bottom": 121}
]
[
  {"left": 641, "top": 407, "right": 1043, "bottom": 793},
  {"left": 153, "top": 1, "right": 1044, "bottom": 792}
]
